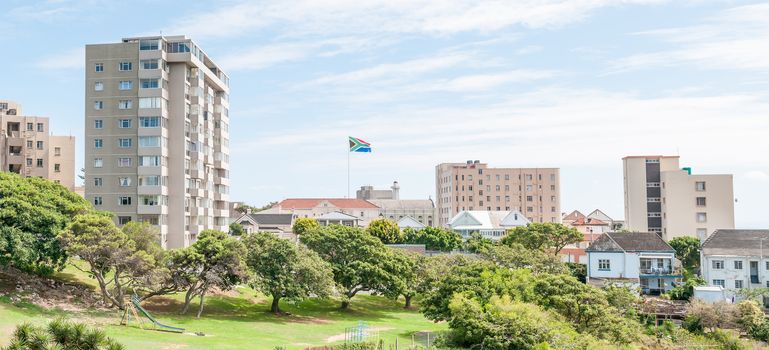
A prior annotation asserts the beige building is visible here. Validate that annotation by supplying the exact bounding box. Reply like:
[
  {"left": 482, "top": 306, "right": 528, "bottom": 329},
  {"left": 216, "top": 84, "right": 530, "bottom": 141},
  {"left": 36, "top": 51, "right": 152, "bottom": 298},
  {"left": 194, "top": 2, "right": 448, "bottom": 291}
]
[
  {"left": 357, "top": 181, "right": 436, "bottom": 227},
  {"left": 0, "top": 100, "right": 76, "bottom": 189},
  {"left": 84, "top": 36, "right": 231, "bottom": 249},
  {"left": 623, "top": 155, "right": 734, "bottom": 241},
  {"left": 263, "top": 198, "right": 381, "bottom": 227},
  {"left": 435, "top": 160, "right": 561, "bottom": 227}
]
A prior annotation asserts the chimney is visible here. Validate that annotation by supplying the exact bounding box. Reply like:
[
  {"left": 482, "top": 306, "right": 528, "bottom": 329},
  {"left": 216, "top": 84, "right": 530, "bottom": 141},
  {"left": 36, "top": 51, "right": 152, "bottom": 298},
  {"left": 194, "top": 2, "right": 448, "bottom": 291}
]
[{"left": 391, "top": 181, "right": 400, "bottom": 200}]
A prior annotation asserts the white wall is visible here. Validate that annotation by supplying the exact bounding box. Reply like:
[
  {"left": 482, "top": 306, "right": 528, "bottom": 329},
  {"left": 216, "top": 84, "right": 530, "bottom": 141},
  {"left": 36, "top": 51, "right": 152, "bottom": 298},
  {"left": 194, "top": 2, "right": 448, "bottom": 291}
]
[
  {"left": 703, "top": 255, "right": 769, "bottom": 294},
  {"left": 588, "top": 252, "right": 627, "bottom": 279}
]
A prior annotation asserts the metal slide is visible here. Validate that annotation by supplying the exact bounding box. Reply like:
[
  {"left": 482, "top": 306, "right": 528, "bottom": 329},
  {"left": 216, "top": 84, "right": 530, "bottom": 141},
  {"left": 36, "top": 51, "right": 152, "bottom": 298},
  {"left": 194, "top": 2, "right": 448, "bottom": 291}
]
[{"left": 130, "top": 295, "right": 185, "bottom": 333}]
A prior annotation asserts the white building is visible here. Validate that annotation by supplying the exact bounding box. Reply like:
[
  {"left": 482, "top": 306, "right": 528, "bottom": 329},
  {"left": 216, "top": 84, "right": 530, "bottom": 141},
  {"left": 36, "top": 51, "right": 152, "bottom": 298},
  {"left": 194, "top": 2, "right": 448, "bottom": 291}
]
[
  {"left": 701, "top": 229, "right": 769, "bottom": 299},
  {"left": 448, "top": 210, "right": 529, "bottom": 240},
  {"left": 586, "top": 232, "right": 682, "bottom": 295}
]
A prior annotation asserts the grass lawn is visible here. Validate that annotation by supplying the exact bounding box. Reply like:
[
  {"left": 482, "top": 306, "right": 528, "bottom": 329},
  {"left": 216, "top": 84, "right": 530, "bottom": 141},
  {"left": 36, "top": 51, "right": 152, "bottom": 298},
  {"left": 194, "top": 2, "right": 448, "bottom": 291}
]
[{"left": 0, "top": 264, "right": 447, "bottom": 349}]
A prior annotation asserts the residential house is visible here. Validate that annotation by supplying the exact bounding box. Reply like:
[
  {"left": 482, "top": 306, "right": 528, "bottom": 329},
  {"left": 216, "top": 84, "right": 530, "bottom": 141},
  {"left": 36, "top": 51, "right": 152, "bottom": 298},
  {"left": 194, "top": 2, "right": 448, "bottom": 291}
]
[
  {"left": 262, "top": 198, "right": 380, "bottom": 226},
  {"left": 448, "top": 210, "right": 529, "bottom": 240},
  {"left": 232, "top": 212, "right": 294, "bottom": 239},
  {"left": 701, "top": 229, "right": 769, "bottom": 299}
]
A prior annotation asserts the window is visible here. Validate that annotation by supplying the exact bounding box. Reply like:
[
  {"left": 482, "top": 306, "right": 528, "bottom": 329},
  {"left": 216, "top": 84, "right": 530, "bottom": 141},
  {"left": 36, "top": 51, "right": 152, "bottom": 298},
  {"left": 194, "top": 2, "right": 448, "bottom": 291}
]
[
  {"left": 139, "top": 116, "right": 160, "bottom": 128},
  {"left": 598, "top": 259, "right": 610, "bottom": 271},
  {"left": 26, "top": 140, "right": 32, "bottom": 148},
  {"left": 93, "top": 158, "right": 103, "bottom": 168},
  {"left": 648, "top": 212, "right": 662, "bottom": 217},
  {"left": 141, "top": 59, "right": 159, "bottom": 70},
  {"left": 94, "top": 139, "right": 103, "bottom": 148},
  {"left": 696, "top": 228, "right": 707, "bottom": 238},
  {"left": 118, "top": 80, "right": 132, "bottom": 90},
  {"left": 54, "top": 147, "right": 61, "bottom": 156},
  {"left": 713, "top": 279, "right": 725, "bottom": 287},
  {"left": 36, "top": 123, "right": 44, "bottom": 132},
  {"left": 139, "top": 97, "right": 163, "bottom": 109},
  {"left": 118, "top": 157, "right": 132, "bottom": 167},
  {"left": 95, "top": 63, "right": 104, "bottom": 72},
  {"left": 119, "top": 177, "right": 131, "bottom": 187},
  {"left": 94, "top": 82, "right": 104, "bottom": 91},
  {"left": 647, "top": 182, "right": 661, "bottom": 187},
  {"left": 119, "top": 119, "right": 131, "bottom": 128},
  {"left": 735, "top": 280, "right": 744, "bottom": 289},
  {"left": 527, "top": 206, "right": 533, "bottom": 212},
  {"left": 712, "top": 260, "right": 724, "bottom": 269},
  {"left": 140, "top": 79, "right": 159, "bottom": 89},
  {"left": 94, "top": 119, "right": 103, "bottom": 129},
  {"left": 526, "top": 185, "right": 532, "bottom": 191},
  {"left": 36, "top": 159, "right": 43, "bottom": 167},
  {"left": 696, "top": 197, "right": 706, "bottom": 206},
  {"left": 647, "top": 198, "right": 661, "bottom": 202},
  {"left": 119, "top": 197, "right": 132, "bottom": 206},
  {"left": 36, "top": 141, "right": 43, "bottom": 149},
  {"left": 735, "top": 260, "right": 743, "bottom": 269},
  {"left": 94, "top": 177, "right": 102, "bottom": 187},
  {"left": 24, "top": 122, "right": 32, "bottom": 131},
  {"left": 94, "top": 101, "right": 103, "bottom": 110},
  {"left": 54, "top": 164, "right": 60, "bottom": 172},
  {"left": 118, "top": 100, "right": 132, "bottom": 109},
  {"left": 139, "top": 39, "right": 160, "bottom": 50},
  {"left": 696, "top": 181, "right": 706, "bottom": 191},
  {"left": 119, "top": 62, "right": 132, "bottom": 71},
  {"left": 139, "top": 176, "right": 160, "bottom": 186},
  {"left": 118, "top": 216, "right": 132, "bottom": 225},
  {"left": 26, "top": 158, "right": 32, "bottom": 166},
  {"left": 139, "top": 156, "right": 161, "bottom": 167},
  {"left": 525, "top": 174, "right": 533, "bottom": 181},
  {"left": 141, "top": 195, "right": 160, "bottom": 206},
  {"left": 697, "top": 212, "right": 707, "bottom": 223},
  {"left": 118, "top": 138, "right": 131, "bottom": 148},
  {"left": 139, "top": 136, "right": 161, "bottom": 147},
  {"left": 526, "top": 196, "right": 533, "bottom": 202},
  {"left": 93, "top": 197, "right": 102, "bottom": 206},
  {"left": 766, "top": 261, "right": 769, "bottom": 270}
]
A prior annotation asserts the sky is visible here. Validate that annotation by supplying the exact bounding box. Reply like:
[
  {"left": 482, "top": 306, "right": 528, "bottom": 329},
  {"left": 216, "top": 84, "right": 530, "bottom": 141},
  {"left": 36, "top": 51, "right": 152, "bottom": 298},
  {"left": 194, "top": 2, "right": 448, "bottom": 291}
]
[{"left": 1, "top": 0, "right": 768, "bottom": 227}]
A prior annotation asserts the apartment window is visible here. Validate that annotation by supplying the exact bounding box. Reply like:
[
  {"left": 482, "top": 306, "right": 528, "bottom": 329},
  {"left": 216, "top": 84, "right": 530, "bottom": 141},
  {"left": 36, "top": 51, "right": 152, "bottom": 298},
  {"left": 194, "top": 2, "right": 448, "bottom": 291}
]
[
  {"left": 95, "top": 63, "right": 104, "bottom": 72},
  {"left": 139, "top": 39, "right": 160, "bottom": 50},
  {"left": 36, "top": 141, "right": 43, "bottom": 149},
  {"left": 94, "top": 101, "right": 103, "bottom": 110},
  {"left": 527, "top": 206, "right": 533, "bottom": 212},
  {"left": 118, "top": 119, "right": 131, "bottom": 128},
  {"left": 119, "top": 62, "right": 132, "bottom": 71},
  {"left": 525, "top": 174, "right": 533, "bottom": 181},
  {"left": 526, "top": 185, "right": 532, "bottom": 191},
  {"left": 551, "top": 206, "right": 556, "bottom": 212},
  {"left": 139, "top": 116, "right": 161, "bottom": 128},
  {"left": 505, "top": 196, "right": 510, "bottom": 202},
  {"left": 696, "top": 212, "right": 707, "bottom": 223},
  {"left": 26, "top": 158, "right": 32, "bottom": 166},
  {"left": 94, "top": 82, "right": 104, "bottom": 91},
  {"left": 696, "top": 197, "right": 706, "bottom": 206},
  {"left": 54, "top": 164, "right": 60, "bottom": 172},
  {"left": 504, "top": 174, "right": 510, "bottom": 180},
  {"left": 526, "top": 196, "right": 533, "bottom": 202},
  {"left": 713, "top": 279, "right": 725, "bottom": 287},
  {"left": 118, "top": 216, "right": 132, "bottom": 225},
  {"left": 118, "top": 196, "right": 132, "bottom": 206},
  {"left": 26, "top": 122, "right": 33, "bottom": 131},
  {"left": 94, "top": 119, "right": 103, "bottom": 129},
  {"left": 54, "top": 147, "right": 61, "bottom": 156},
  {"left": 94, "top": 177, "right": 102, "bottom": 187},
  {"left": 36, "top": 159, "right": 43, "bottom": 167},
  {"left": 141, "top": 59, "right": 160, "bottom": 70},
  {"left": 140, "top": 79, "right": 159, "bottom": 89},
  {"left": 93, "top": 158, "right": 103, "bottom": 168},
  {"left": 139, "top": 136, "right": 161, "bottom": 147},
  {"left": 139, "top": 156, "right": 161, "bottom": 167},
  {"left": 735, "top": 280, "right": 744, "bottom": 289},
  {"left": 139, "top": 97, "right": 163, "bottom": 109},
  {"left": 647, "top": 198, "right": 661, "bottom": 203},
  {"left": 694, "top": 181, "right": 707, "bottom": 191},
  {"left": 735, "top": 260, "right": 743, "bottom": 270},
  {"left": 598, "top": 259, "right": 610, "bottom": 271},
  {"left": 139, "top": 176, "right": 161, "bottom": 186},
  {"left": 36, "top": 123, "right": 44, "bottom": 132},
  {"left": 648, "top": 212, "right": 662, "bottom": 217},
  {"left": 141, "top": 195, "right": 160, "bottom": 206},
  {"left": 118, "top": 100, "right": 132, "bottom": 109},
  {"left": 118, "top": 157, "right": 132, "bottom": 167},
  {"left": 119, "top": 177, "right": 131, "bottom": 187},
  {"left": 550, "top": 174, "right": 556, "bottom": 181},
  {"left": 647, "top": 182, "right": 661, "bottom": 187},
  {"left": 94, "top": 139, "right": 103, "bottom": 148},
  {"left": 118, "top": 138, "right": 132, "bottom": 148},
  {"left": 93, "top": 196, "right": 102, "bottom": 206},
  {"left": 712, "top": 260, "right": 724, "bottom": 269}
]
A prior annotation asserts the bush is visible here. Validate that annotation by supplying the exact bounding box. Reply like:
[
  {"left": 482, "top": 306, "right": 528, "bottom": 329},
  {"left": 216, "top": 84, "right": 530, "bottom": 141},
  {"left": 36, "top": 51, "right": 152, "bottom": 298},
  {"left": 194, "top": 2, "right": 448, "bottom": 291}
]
[
  {"left": 3, "top": 318, "right": 124, "bottom": 350},
  {"left": 708, "top": 329, "right": 746, "bottom": 350},
  {"left": 682, "top": 314, "right": 704, "bottom": 334},
  {"left": 565, "top": 262, "right": 586, "bottom": 283},
  {"left": 665, "top": 276, "right": 705, "bottom": 300},
  {"left": 736, "top": 300, "right": 765, "bottom": 334}
]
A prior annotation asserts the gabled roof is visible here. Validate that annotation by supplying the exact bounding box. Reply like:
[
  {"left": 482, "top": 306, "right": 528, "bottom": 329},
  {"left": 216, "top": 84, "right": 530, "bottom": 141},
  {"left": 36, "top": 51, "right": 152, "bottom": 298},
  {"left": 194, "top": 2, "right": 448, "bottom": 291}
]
[
  {"left": 571, "top": 217, "right": 609, "bottom": 226},
  {"left": 317, "top": 211, "right": 359, "bottom": 220},
  {"left": 586, "top": 209, "right": 613, "bottom": 222},
  {"left": 449, "top": 210, "right": 529, "bottom": 230},
  {"left": 397, "top": 216, "right": 426, "bottom": 229},
  {"left": 369, "top": 199, "right": 434, "bottom": 209},
  {"left": 586, "top": 232, "right": 674, "bottom": 253},
  {"left": 276, "top": 198, "right": 378, "bottom": 209},
  {"left": 248, "top": 213, "right": 293, "bottom": 226},
  {"left": 702, "top": 229, "right": 769, "bottom": 256},
  {"left": 562, "top": 210, "right": 586, "bottom": 222}
]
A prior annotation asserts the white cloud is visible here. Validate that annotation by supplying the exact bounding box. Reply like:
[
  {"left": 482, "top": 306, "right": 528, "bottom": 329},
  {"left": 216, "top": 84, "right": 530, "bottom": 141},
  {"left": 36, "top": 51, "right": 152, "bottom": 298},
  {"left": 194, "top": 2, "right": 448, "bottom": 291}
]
[
  {"left": 36, "top": 47, "right": 84, "bottom": 70},
  {"left": 610, "top": 3, "right": 769, "bottom": 72}
]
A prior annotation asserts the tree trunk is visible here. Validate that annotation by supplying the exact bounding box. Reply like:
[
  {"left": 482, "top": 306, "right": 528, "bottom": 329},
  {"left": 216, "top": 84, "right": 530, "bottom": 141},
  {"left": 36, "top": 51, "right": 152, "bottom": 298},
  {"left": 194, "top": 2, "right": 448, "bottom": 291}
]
[
  {"left": 404, "top": 295, "right": 412, "bottom": 309},
  {"left": 196, "top": 290, "right": 206, "bottom": 318},
  {"left": 181, "top": 286, "right": 195, "bottom": 314},
  {"left": 341, "top": 300, "right": 350, "bottom": 309},
  {"left": 271, "top": 296, "right": 281, "bottom": 314}
]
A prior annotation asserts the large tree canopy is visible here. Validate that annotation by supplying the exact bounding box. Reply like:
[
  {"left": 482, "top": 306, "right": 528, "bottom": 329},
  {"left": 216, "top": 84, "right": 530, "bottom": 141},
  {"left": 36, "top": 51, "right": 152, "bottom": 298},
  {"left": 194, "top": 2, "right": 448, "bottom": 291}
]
[
  {"left": 366, "top": 218, "right": 402, "bottom": 244},
  {"left": 0, "top": 173, "right": 90, "bottom": 275},
  {"left": 292, "top": 217, "right": 320, "bottom": 235},
  {"left": 668, "top": 236, "right": 701, "bottom": 271},
  {"left": 501, "top": 222, "right": 582, "bottom": 255},
  {"left": 402, "top": 226, "right": 462, "bottom": 252}
]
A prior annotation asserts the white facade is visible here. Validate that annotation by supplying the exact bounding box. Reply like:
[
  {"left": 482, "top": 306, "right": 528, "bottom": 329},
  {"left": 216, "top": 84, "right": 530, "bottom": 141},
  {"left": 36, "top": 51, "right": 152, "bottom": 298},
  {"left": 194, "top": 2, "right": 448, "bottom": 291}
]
[
  {"left": 448, "top": 210, "right": 529, "bottom": 240},
  {"left": 701, "top": 255, "right": 769, "bottom": 297}
]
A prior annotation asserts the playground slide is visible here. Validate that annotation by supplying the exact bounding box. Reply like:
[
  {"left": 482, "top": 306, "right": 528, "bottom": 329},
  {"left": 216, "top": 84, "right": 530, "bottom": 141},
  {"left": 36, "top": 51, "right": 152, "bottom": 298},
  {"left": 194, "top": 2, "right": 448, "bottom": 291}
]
[{"left": 130, "top": 295, "right": 185, "bottom": 333}]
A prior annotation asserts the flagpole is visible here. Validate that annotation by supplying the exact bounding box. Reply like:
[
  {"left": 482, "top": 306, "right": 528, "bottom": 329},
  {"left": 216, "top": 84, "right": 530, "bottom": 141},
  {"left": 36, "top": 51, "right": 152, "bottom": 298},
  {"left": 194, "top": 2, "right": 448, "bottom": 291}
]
[{"left": 347, "top": 141, "right": 350, "bottom": 198}]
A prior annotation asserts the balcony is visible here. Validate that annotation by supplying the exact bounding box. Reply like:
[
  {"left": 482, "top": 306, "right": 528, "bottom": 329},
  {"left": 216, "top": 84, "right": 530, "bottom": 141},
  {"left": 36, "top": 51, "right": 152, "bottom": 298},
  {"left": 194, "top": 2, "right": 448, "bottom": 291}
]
[{"left": 639, "top": 267, "right": 682, "bottom": 276}]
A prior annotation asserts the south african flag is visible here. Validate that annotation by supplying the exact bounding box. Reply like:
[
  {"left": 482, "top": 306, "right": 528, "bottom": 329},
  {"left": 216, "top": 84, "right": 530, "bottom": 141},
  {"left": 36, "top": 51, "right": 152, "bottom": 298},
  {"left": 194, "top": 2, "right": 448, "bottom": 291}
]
[{"left": 349, "top": 136, "right": 372, "bottom": 153}]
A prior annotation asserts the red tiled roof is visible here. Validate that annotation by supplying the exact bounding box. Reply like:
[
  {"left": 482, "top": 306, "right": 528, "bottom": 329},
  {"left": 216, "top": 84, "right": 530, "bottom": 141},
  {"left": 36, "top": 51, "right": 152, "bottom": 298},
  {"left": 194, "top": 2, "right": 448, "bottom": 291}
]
[
  {"left": 276, "top": 198, "right": 379, "bottom": 209},
  {"left": 572, "top": 217, "right": 609, "bottom": 226},
  {"left": 559, "top": 247, "right": 586, "bottom": 256},
  {"left": 583, "top": 233, "right": 603, "bottom": 242}
]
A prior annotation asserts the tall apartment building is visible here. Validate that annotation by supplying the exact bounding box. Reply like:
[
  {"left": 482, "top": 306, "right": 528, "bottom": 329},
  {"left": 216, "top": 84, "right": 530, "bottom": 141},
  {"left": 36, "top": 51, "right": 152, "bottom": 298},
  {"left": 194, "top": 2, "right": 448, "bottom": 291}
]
[
  {"left": 623, "top": 155, "right": 734, "bottom": 241},
  {"left": 435, "top": 160, "right": 561, "bottom": 227},
  {"left": 85, "top": 36, "right": 231, "bottom": 249},
  {"left": 1, "top": 100, "right": 76, "bottom": 189}
]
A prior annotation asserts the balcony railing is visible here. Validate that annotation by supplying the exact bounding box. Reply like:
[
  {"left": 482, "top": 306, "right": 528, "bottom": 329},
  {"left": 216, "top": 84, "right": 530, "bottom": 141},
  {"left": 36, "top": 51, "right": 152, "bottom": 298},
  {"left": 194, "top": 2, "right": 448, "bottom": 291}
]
[{"left": 640, "top": 267, "right": 682, "bottom": 275}]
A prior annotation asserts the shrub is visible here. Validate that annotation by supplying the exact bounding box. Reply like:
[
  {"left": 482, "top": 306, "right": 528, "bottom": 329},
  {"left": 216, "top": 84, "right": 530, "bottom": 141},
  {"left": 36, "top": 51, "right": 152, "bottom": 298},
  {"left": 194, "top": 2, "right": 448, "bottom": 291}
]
[{"left": 3, "top": 318, "right": 123, "bottom": 350}]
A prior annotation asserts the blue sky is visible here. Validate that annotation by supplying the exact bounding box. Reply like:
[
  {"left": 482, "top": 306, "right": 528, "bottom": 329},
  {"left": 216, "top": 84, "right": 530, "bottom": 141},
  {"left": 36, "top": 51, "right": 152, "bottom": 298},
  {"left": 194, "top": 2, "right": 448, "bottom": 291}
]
[{"left": 2, "top": 0, "right": 768, "bottom": 227}]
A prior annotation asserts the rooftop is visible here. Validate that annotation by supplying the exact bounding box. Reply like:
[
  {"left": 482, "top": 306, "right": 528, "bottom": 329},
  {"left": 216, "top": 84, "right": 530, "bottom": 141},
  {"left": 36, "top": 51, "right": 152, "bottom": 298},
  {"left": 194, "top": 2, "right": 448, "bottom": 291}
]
[
  {"left": 702, "top": 229, "right": 769, "bottom": 256},
  {"left": 276, "top": 198, "right": 379, "bottom": 210},
  {"left": 587, "top": 232, "right": 674, "bottom": 253}
]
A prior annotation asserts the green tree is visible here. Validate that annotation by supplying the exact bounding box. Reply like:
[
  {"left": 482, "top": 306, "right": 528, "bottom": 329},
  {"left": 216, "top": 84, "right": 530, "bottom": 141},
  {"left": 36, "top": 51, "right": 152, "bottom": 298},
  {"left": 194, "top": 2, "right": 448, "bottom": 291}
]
[
  {"left": 242, "top": 232, "right": 334, "bottom": 313},
  {"left": 300, "top": 225, "right": 405, "bottom": 309},
  {"left": 481, "top": 244, "right": 567, "bottom": 274},
  {"left": 3, "top": 319, "right": 124, "bottom": 350},
  {"left": 501, "top": 222, "right": 582, "bottom": 255},
  {"left": 229, "top": 222, "right": 246, "bottom": 236},
  {"left": 463, "top": 232, "right": 494, "bottom": 254},
  {"left": 668, "top": 236, "right": 701, "bottom": 271},
  {"left": 0, "top": 173, "right": 90, "bottom": 275},
  {"left": 167, "top": 230, "right": 247, "bottom": 317},
  {"left": 666, "top": 276, "right": 705, "bottom": 301},
  {"left": 292, "top": 217, "right": 320, "bottom": 235},
  {"left": 61, "top": 214, "right": 158, "bottom": 309},
  {"left": 736, "top": 300, "right": 765, "bottom": 334},
  {"left": 402, "top": 226, "right": 462, "bottom": 252},
  {"left": 366, "top": 218, "right": 402, "bottom": 244}
]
